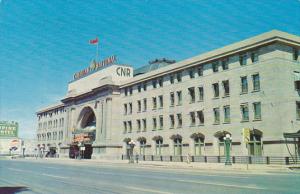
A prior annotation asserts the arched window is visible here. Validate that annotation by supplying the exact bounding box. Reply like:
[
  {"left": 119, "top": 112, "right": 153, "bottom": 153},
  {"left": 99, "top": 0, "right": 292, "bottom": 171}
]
[
  {"left": 137, "top": 137, "right": 146, "bottom": 155},
  {"left": 156, "top": 139, "right": 163, "bottom": 155},
  {"left": 173, "top": 138, "right": 182, "bottom": 156},
  {"left": 191, "top": 133, "right": 205, "bottom": 156},
  {"left": 152, "top": 136, "right": 163, "bottom": 156},
  {"left": 214, "top": 131, "right": 231, "bottom": 156},
  {"left": 248, "top": 129, "right": 263, "bottom": 156}
]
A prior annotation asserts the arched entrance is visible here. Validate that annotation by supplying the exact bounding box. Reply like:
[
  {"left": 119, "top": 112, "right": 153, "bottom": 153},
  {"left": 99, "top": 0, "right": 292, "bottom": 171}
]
[{"left": 70, "top": 106, "right": 96, "bottom": 159}]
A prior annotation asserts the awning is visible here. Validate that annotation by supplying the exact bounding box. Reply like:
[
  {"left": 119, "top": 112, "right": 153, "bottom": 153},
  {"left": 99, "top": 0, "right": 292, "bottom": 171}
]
[
  {"left": 214, "top": 131, "right": 231, "bottom": 138},
  {"left": 190, "top": 132, "right": 205, "bottom": 140}
]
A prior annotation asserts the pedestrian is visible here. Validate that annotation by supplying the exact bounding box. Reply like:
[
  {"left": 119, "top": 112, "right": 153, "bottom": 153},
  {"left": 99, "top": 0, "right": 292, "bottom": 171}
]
[
  {"left": 186, "top": 153, "right": 191, "bottom": 164},
  {"left": 135, "top": 153, "right": 139, "bottom": 164}
]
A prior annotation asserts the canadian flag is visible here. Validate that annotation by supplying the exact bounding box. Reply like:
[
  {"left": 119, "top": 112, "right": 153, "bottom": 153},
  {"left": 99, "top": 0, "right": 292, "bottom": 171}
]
[{"left": 89, "top": 37, "right": 99, "bottom": 44}]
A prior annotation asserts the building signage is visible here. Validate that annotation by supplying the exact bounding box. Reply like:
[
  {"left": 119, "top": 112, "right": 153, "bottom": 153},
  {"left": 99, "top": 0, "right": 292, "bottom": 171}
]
[
  {"left": 116, "top": 67, "right": 131, "bottom": 77},
  {"left": 73, "top": 55, "right": 117, "bottom": 80},
  {"left": 0, "top": 121, "right": 18, "bottom": 138}
]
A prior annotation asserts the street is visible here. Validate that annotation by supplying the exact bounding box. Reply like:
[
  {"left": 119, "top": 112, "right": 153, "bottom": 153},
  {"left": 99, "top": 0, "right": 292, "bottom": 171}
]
[{"left": 0, "top": 159, "right": 299, "bottom": 194}]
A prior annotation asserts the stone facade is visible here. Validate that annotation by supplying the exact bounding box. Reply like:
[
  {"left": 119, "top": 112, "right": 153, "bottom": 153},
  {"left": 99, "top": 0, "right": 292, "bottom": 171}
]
[{"left": 36, "top": 30, "right": 300, "bottom": 159}]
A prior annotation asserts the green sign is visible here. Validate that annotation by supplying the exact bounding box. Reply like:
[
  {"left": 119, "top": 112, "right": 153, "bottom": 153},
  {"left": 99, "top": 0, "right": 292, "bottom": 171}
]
[{"left": 0, "top": 121, "right": 18, "bottom": 138}]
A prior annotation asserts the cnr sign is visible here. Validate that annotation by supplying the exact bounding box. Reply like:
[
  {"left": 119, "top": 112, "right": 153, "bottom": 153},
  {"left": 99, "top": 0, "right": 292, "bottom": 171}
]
[{"left": 116, "top": 67, "right": 131, "bottom": 77}]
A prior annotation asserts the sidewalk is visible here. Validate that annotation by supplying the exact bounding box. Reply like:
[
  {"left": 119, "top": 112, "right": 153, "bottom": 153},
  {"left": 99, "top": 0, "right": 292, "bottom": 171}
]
[{"left": 14, "top": 157, "right": 300, "bottom": 174}]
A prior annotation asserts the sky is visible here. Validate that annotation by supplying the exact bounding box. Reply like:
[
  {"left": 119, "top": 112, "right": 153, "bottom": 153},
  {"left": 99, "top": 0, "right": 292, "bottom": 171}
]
[{"left": 0, "top": 0, "right": 299, "bottom": 139}]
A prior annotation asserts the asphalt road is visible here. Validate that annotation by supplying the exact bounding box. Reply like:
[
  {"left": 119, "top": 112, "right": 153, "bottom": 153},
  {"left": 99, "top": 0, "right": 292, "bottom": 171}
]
[{"left": 0, "top": 159, "right": 299, "bottom": 194}]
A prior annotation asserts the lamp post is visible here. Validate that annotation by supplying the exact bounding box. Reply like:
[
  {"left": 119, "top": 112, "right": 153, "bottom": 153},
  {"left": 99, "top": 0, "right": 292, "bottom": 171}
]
[
  {"left": 223, "top": 134, "right": 232, "bottom": 165},
  {"left": 128, "top": 140, "right": 136, "bottom": 163}
]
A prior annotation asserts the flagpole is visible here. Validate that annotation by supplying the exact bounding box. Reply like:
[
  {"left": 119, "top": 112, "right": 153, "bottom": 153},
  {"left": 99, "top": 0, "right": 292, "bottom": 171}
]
[
  {"left": 96, "top": 42, "right": 99, "bottom": 62},
  {"left": 96, "top": 38, "right": 99, "bottom": 62}
]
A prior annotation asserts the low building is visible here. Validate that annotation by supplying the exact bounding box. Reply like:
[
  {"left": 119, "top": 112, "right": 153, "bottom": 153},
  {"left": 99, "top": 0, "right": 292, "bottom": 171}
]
[{"left": 36, "top": 30, "right": 300, "bottom": 160}]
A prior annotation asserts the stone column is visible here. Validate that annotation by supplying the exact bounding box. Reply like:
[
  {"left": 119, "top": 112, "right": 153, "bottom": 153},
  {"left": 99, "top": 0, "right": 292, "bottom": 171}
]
[
  {"left": 105, "top": 97, "right": 112, "bottom": 140},
  {"left": 95, "top": 100, "right": 103, "bottom": 144}
]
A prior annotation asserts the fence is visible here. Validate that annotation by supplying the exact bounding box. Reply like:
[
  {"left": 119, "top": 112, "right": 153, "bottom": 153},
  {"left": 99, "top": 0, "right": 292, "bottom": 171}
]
[{"left": 121, "top": 155, "right": 299, "bottom": 165}]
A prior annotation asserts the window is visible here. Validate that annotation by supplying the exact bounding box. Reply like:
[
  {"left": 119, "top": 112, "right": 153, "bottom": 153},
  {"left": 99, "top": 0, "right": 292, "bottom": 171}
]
[
  {"left": 137, "top": 120, "right": 141, "bottom": 132},
  {"left": 170, "top": 92, "right": 175, "bottom": 106},
  {"left": 177, "top": 113, "right": 182, "bottom": 128},
  {"left": 198, "top": 87, "right": 204, "bottom": 101},
  {"left": 173, "top": 138, "right": 182, "bottom": 156},
  {"left": 189, "top": 68, "right": 195, "bottom": 79},
  {"left": 212, "top": 83, "right": 219, "bottom": 98},
  {"left": 142, "top": 119, "right": 147, "bottom": 131},
  {"left": 221, "top": 59, "right": 229, "bottom": 70},
  {"left": 223, "top": 106, "right": 230, "bottom": 123},
  {"left": 125, "top": 88, "right": 128, "bottom": 96},
  {"left": 241, "top": 103, "right": 249, "bottom": 121},
  {"left": 137, "top": 100, "right": 141, "bottom": 112},
  {"left": 138, "top": 84, "right": 141, "bottom": 93},
  {"left": 198, "top": 66, "right": 203, "bottom": 76},
  {"left": 197, "top": 111, "right": 204, "bottom": 125},
  {"left": 152, "top": 97, "right": 157, "bottom": 109},
  {"left": 294, "top": 71, "right": 300, "bottom": 90},
  {"left": 293, "top": 48, "right": 299, "bottom": 61},
  {"left": 129, "top": 103, "right": 132, "bottom": 114},
  {"left": 129, "top": 87, "right": 133, "bottom": 95},
  {"left": 222, "top": 80, "right": 230, "bottom": 97},
  {"left": 128, "top": 121, "right": 132, "bottom": 133},
  {"left": 123, "top": 122, "right": 127, "bottom": 133},
  {"left": 253, "top": 102, "right": 261, "bottom": 120},
  {"left": 188, "top": 87, "right": 195, "bottom": 103},
  {"left": 139, "top": 140, "right": 146, "bottom": 155},
  {"left": 241, "top": 76, "right": 248, "bottom": 93},
  {"left": 177, "top": 91, "right": 182, "bottom": 105},
  {"left": 190, "top": 112, "right": 196, "bottom": 126},
  {"left": 152, "top": 118, "right": 157, "bottom": 130},
  {"left": 252, "top": 74, "right": 260, "bottom": 91},
  {"left": 176, "top": 72, "right": 182, "bottom": 82},
  {"left": 158, "top": 78, "right": 163, "bottom": 87},
  {"left": 170, "top": 74, "right": 174, "bottom": 84},
  {"left": 239, "top": 54, "right": 247, "bottom": 66},
  {"left": 143, "top": 98, "right": 147, "bottom": 111},
  {"left": 194, "top": 138, "right": 204, "bottom": 156},
  {"left": 213, "top": 108, "right": 220, "bottom": 124},
  {"left": 155, "top": 139, "right": 163, "bottom": 155},
  {"left": 159, "top": 116, "right": 163, "bottom": 129},
  {"left": 152, "top": 80, "right": 157, "bottom": 88},
  {"left": 296, "top": 102, "right": 300, "bottom": 120},
  {"left": 212, "top": 62, "right": 219, "bottom": 72},
  {"left": 251, "top": 52, "right": 259, "bottom": 63},
  {"left": 218, "top": 136, "right": 225, "bottom": 156},
  {"left": 143, "top": 82, "right": 147, "bottom": 91},
  {"left": 158, "top": 95, "right": 164, "bottom": 108},
  {"left": 169, "top": 115, "right": 175, "bottom": 129},
  {"left": 249, "top": 133, "right": 262, "bottom": 156}
]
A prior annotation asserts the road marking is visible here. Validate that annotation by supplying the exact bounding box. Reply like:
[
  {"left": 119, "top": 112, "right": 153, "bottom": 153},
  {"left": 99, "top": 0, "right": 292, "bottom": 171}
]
[
  {"left": 44, "top": 166, "right": 60, "bottom": 169},
  {"left": 41, "top": 173, "right": 68, "bottom": 179},
  {"left": 125, "top": 186, "right": 173, "bottom": 194},
  {"left": 176, "top": 179, "right": 265, "bottom": 190},
  {"left": 8, "top": 168, "right": 69, "bottom": 179}
]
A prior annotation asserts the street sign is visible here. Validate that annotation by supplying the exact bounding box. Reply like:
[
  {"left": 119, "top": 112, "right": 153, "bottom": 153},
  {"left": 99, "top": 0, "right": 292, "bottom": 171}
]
[{"left": 243, "top": 128, "right": 250, "bottom": 143}]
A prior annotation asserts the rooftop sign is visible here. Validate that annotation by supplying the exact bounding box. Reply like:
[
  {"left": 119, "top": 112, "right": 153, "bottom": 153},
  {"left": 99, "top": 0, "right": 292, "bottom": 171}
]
[{"left": 73, "top": 55, "right": 117, "bottom": 80}]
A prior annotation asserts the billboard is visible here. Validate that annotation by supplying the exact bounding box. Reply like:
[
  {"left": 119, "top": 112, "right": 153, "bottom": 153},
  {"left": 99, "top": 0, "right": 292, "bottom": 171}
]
[{"left": 0, "top": 121, "right": 18, "bottom": 138}]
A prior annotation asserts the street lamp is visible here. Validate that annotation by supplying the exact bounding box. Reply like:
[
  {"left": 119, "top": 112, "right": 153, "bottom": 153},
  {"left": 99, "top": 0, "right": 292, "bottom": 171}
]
[
  {"left": 128, "top": 140, "right": 136, "bottom": 163},
  {"left": 223, "top": 134, "right": 232, "bottom": 165}
]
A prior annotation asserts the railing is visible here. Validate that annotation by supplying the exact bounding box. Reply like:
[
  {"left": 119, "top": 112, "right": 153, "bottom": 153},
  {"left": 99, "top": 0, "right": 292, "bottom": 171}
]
[{"left": 121, "top": 155, "right": 299, "bottom": 165}]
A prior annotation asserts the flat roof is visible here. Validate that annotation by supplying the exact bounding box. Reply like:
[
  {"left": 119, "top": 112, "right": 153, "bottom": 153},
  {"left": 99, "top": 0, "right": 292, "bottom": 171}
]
[
  {"left": 121, "top": 30, "right": 300, "bottom": 87},
  {"left": 36, "top": 102, "right": 64, "bottom": 114}
]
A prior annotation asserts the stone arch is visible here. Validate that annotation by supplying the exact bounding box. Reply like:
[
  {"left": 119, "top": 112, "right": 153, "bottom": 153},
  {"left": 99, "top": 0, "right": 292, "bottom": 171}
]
[{"left": 77, "top": 106, "right": 96, "bottom": 129}]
